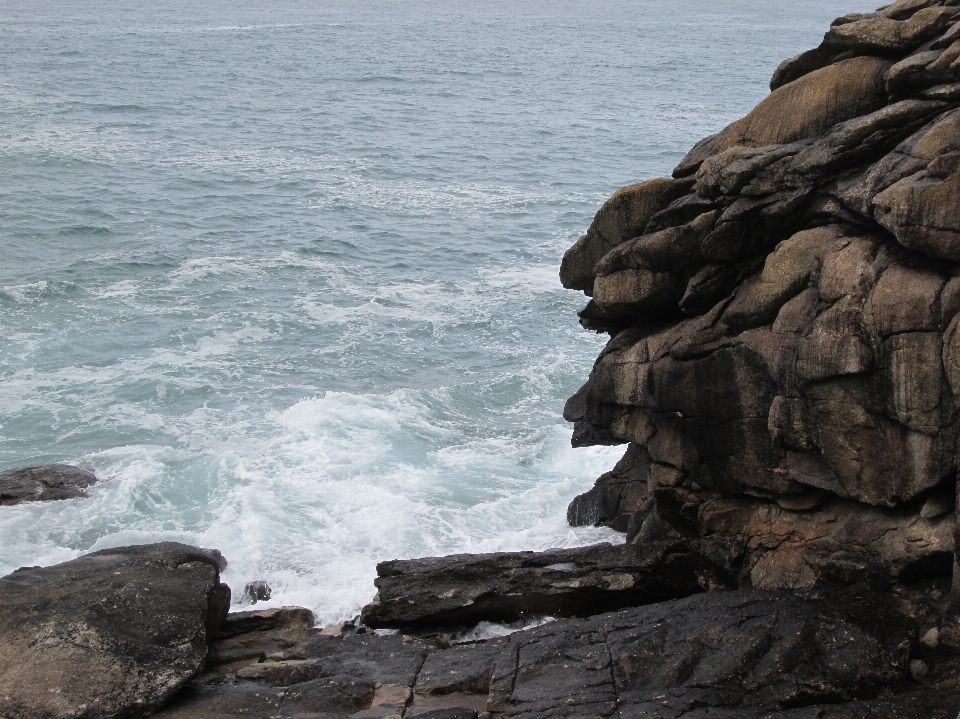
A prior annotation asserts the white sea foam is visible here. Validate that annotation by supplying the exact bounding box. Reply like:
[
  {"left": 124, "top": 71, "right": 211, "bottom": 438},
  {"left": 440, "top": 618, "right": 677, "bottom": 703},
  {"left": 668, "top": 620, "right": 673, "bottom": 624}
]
[
  {"left": 0, "top": 385, "right": 622, "bottom": 625},
  {"left": 0, "top": 280, "right": 50, "bottom": 303}
]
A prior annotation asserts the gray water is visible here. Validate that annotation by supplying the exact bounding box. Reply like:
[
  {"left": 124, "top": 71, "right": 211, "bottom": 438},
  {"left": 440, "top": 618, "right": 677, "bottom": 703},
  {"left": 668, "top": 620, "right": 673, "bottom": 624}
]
[{"left": 0, "top": 0, "right": 877, "bottom": 623}]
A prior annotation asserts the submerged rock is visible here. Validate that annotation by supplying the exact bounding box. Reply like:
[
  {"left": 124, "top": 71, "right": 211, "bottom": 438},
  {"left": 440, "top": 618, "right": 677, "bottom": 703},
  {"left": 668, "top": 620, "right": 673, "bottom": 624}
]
[
  {"left": 241, "top": 580, "right": 273, "bottom": 605},
  {"left": 0, "top": 463, "right": 99, "bottom": 505},
  {"left": 0, "top": 542, "right": 230, "bottom": 719}
]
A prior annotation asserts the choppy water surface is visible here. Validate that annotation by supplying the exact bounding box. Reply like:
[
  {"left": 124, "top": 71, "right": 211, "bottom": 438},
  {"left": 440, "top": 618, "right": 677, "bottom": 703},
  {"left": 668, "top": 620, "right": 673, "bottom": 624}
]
[{"left": 0, "top": 0, "right": 876, "bottom": 622}]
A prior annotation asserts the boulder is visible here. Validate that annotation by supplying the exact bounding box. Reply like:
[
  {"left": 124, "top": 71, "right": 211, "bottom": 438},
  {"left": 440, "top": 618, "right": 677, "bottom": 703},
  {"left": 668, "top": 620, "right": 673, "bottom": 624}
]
[
  {"left": 0, "top": 542, "right": 230, "bottom": 719},
  {"left": 0, "top": 463, "right": 98, "bottom": 505},
  {"left": 559, "top": 178, "right": 685, "bottom": 293},
  {"left": 677, "top": 57, "right": 891, "bottom": 177}
]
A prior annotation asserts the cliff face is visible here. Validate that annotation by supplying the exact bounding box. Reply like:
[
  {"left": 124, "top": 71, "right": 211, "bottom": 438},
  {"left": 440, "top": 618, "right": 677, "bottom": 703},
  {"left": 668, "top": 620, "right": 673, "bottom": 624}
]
[{"left": 564, "top": 0, "right": 960, "bottom": 589}]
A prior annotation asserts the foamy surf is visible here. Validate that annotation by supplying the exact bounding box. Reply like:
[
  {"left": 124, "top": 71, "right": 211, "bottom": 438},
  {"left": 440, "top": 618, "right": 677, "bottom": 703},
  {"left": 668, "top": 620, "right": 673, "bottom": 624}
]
[{"left": 0, "top": 386, "right": 622, "bottom": 625}]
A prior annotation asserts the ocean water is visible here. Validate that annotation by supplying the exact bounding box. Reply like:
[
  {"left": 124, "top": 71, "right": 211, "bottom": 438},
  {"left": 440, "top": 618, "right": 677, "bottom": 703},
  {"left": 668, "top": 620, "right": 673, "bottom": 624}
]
[{"left": 0, "top": 0, "right": 877, "bottom": 624}]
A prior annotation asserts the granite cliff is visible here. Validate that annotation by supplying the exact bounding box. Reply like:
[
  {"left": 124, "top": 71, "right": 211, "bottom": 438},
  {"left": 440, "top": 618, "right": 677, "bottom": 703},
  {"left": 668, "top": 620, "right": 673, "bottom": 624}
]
[{"left": 563, "top": 0, "right": 960, "bottom": 599}]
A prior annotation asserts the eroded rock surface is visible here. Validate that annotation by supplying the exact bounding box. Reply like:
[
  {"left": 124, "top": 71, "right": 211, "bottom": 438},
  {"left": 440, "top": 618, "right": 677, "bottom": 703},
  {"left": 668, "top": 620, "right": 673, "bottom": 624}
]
[
  {"left": 563, "top": 0, "right": 960, "bottom": 599},
  {"left": 0, "top": 463, "right": 99, "bottom": 505},
  {"left": 0, "top": 542, "right": 230, "bottom": 719}
]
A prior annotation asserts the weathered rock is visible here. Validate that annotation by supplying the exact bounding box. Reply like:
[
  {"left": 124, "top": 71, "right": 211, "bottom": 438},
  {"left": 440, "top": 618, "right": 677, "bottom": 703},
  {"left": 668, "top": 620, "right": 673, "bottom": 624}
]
[
  {"left": 0, "top": 463, "right": 98, "bottom": 505},
  {"left": 563, "top": 4, "right": 960, "bottom": 613},
  {"left": 694, "top": 487, "right": 954, "bottom": 590},
  {"left": 359, "top": 539, "right": 733, "bottom": 629},
  {"left": 770, "top": 3, "right": 960, "bottom": 90},
  {"left": 156, "top": 625, "right": 432, "bottom": 719},
  {"left": 156, "top": 584, "right": 953, "bottom": 719},
  {"left": 205, "top": 606, "right": 317, "bottom": 671},
  {"left": 486, "top": 590, "right": 917, "bottom": 718},
  {"left": 414, "top": 639, "right": 507, "bottom": 697},
  {"left": 568, "top": 220, "right": 959, "bottom": 508},
  {"left": 570, "top": 483, "right": 954, "bottom": 595},
  {"left": 677, "top": 57, "right": 891, "bottom": 177},
  {"left": 560, "top": 178, "right": 685, "bottom": 294},
  {"left": 0, "top": 542, "right": 230, "bottom": 719}
]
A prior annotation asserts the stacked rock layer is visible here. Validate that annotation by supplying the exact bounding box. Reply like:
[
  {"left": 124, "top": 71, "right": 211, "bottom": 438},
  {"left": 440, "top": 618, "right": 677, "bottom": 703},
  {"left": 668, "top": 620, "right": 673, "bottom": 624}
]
[{"left": 563, "top": 0, "right": 960, "bottom": 593}]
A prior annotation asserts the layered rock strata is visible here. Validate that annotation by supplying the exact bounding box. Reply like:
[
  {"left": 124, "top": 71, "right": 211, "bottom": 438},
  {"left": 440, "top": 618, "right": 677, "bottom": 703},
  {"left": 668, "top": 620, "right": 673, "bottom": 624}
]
[
  {"left": 5, "top": 543, "right": 960, "bottom": 719},
  {"left": 562, "top": 0, "right": 960, "bottom": 602},
  {"left": 158, "top": 588, "right": 960, "bottom": 718},
  {"left": 360, "top": 541, "right": 731, "bottom": 629}
]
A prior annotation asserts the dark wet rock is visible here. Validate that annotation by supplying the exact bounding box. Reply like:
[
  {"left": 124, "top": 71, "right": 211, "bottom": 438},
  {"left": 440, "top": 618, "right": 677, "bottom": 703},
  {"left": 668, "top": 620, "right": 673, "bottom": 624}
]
[
  {"left": 407, "top": 708, "right": 479, "bottom": 719},
  {"left": 241, "top": 580, "right": 273, "bottom": 605},
  {"left": 156, "top": 623, "right": 431, "bottom": 719},
  {"left": 0, "top": 542, "right": 230, "bottom": 719},
  {"left": 359, "top": 539, "right": 734, "bottom": 629},
  {"left": 769, "top": 691, "right": 960, "bottom": 718},
  {"left": 415, "top": 639, "right": 508, "bottom": 697},
  {"left": 0, "top": 463, "right": 98, "bottom": 505},
  {"left": 566, "top": 442, "right": 655, "bottom": 530},
  {"left": 151, "top": 684, "right": 287, "bottom": 719},
  {"left": 486, "top": 590, "right": 916, "bottom": 718},
  {"left": 156, "top": 585, "right": 950, "bottom": 719}
]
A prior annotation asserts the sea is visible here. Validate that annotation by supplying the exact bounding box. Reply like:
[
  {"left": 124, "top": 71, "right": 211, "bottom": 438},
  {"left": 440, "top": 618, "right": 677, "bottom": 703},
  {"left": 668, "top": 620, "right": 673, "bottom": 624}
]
[{"left": 0, "top": 0, "right": 877, "bottom": 625}]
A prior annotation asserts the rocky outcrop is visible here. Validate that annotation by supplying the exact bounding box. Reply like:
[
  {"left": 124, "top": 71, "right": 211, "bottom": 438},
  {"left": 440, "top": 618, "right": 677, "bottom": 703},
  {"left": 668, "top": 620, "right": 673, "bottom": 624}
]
[
  {"left": 155, "top": 588, "right": 960, "bottom": 719},
  {"left": 0, "top": 543, "right": 230, "bottom": 719},
  {"left": 360, "top": 540, "right": 733, "bottom": 629},
  {"left": 562, "top": 0, "right": 960, "bottom": 602},
  {"left": 0, "top": 463, "right": 99, "bottom": 505},
  {"left": 486, "top": 590, "right": 919, "bottom": 718}
]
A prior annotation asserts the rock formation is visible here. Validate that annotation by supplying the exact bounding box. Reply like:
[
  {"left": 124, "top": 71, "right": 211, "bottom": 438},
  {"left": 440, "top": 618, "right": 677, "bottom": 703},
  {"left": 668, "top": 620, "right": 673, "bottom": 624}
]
[
  {"left": 0, "top": 543, "right": 230, "bottom": 719},
  {"left": 360, "top": 541, "right": 729, "bottom": 629},
  {"left": 0, "top": 463, "right": 99, "bottom": 505},
  {"left": 562, "top": 0, "right": 960, "bottom": 601},
  {"left": 142, "top": 588, "right": 960, "bottom": 718}
]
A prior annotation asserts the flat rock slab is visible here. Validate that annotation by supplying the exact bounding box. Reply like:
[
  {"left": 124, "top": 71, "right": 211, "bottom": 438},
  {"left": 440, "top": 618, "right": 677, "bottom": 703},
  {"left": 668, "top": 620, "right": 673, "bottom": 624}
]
[
  {"left": 488, "top": 590, "right": 915, "bottom": 718},
  {"left": 360, "top": 540, "right": 728, "bottom": 629},
  {"left": 156, "top": 589, "right": 940, "bottom": 718},
  {"left": 0, "top": 463, "right": 98, "bottom": 505},
  {"left": 0, "top": 542, "right": 231, "bottom": 719}
]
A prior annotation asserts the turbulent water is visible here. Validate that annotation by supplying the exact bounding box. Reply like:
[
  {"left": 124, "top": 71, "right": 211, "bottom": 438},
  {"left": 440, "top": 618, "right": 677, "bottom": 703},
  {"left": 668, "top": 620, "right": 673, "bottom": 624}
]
[{"left": 0, "top": 0, "right": 876, "bottom": 623}]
